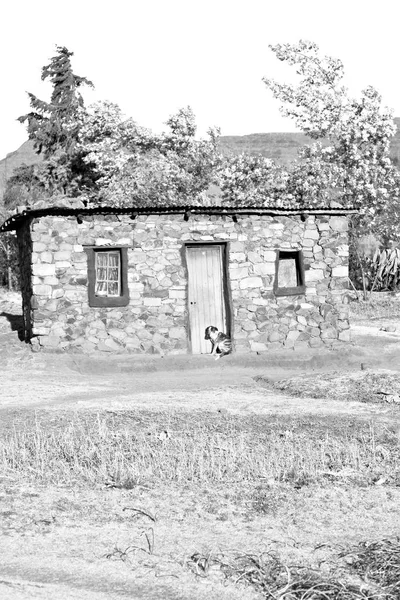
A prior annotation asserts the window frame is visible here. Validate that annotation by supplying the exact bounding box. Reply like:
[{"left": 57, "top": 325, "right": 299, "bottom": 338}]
[
  {"left": 85, "top": 246, "right": 129, "bottom": 307},
  {"left": 273, "top": 249, "right": 306, "bottom": 297}
]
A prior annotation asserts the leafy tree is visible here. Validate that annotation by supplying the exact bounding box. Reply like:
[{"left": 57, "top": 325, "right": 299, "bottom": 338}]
[
  {"left": 219, "top": 153, "right": 289, "bottom": 206},
  {"left": 3, "top": 162, "right": 65, "bottom": 211},
  {"left": 78, "top": 103, "right": 221, "bottom": 206},
  {"left": 262, "top": 41, "right": 399, "bottom": 231},
  {"left": 262, "top": 40, "right": 400, "bottom": 293},
  {"left": 5, "top": 47, "right": 222, "bottom": 212}
]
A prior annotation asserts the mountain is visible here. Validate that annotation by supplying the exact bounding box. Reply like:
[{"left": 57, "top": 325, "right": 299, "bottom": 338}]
[
  {"left": 219, "top": 132, "right": 314, "bottom": 164},
  {"left": 218, "top": 118, "right": 400, "bottom": 166},
  {"left": 1, "top": 118, "right": 399, "bottom": 201}
]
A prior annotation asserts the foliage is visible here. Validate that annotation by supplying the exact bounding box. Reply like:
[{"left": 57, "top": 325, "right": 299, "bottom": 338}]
[
  {"left": 78, "top": 103, "right": 221, "bottom": 207},
  {"left": 348, "top": 228, "right": 381, "bottom": 297},
  {"left": 349, "top": 232, "right": 400, "bottom": 295},
  {"left": 220, "top": 42, "right": 399, "bottom": 214},
  {"left": 260, "top": 40, "right": 400, "bottom": 292},
  {"left": 372, "top": 247, "right": 400, "bottom": 291},
  {"left": 4, "top": 46, "right": 96, "bottom": 209},
  {"left": 219, "top": 153, "right": 290, "bottom": 206},
  {"left": 3, "top": 160, "right": 80, "bottom": 210},
  {"left": 3, "top": 46, "right": 223, "bottom": 215},
  {"left": 3, "top": 164, "right": 41, "bottom": 211},
  {"left": 18, "top": 46, "right": 93, "bottom": 158},
  {"left": 263, "top": 41, "right": 400, "bottom": 230},
  {"left": 5, "top": 41, "right": 400, "bottom": 220}
]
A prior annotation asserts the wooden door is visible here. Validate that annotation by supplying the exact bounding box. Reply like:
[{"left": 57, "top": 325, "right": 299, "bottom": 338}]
[{"left": 186, "top": 245, "right": 227, "bottom": 354}]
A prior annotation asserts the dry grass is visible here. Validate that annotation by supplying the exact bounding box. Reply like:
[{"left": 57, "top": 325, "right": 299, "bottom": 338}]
[
  {"left": 186, "top": 540, "right": 400, "bottom": 599},
  {"left": 1, "top": 410, "right": 399, "bottom": 599},
  {"left": 1, "top": 413, "right": 399, "bottom": 488},
  {"left": 340, "top": 538, "right": 400, "bottom": 596},
  {"left": 350, "top": 293, "right": 400, "bottom": 322},
  {"left": 263, "top": 370, "right": 400, "bottom": 405}
]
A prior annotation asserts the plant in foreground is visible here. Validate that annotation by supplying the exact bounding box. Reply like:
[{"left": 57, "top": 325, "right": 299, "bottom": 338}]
[
  {"left": 340, "top": 538, "right": 400, "bottom": 594},
  {"left": 186, "top": 543, "right": 400, "bottom": 599}
]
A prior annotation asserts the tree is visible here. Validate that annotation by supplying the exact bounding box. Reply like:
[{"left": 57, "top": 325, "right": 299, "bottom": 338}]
[
  {"left": 262, "top": 41, "right": 400, "bottom": 294},
  {"left": 6, "top": 46, "right": 222, "bottom": 212},
  {"left": 78, "top": 103, "right": 221, "bottom": 206},
  {"left": 262, "top": 41, "right": 399, "bottom": 233},
  {"left": 219, "top": 153, "right": 290, "bottom": 206},
  {"left": 6, "top": 46, "right": 96, "bottom": 204},
  {"left": 19, "top": 46, "right": 93, "bottom": 158}
]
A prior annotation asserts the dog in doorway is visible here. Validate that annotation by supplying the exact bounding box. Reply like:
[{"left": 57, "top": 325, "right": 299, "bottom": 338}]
[{"left": 204, "top": 326, "right": 232, "bottom": 360}]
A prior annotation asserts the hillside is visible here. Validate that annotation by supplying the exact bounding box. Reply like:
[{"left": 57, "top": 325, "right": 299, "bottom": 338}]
[
  {"left": 219, "top": 118, "right": 400, "bottom": 166},
  {"left": 1, "top": 118, "right": 399, "bottom": 201},
  {"left": 219, "top": 132, "right": 314, "bottom": 163}
]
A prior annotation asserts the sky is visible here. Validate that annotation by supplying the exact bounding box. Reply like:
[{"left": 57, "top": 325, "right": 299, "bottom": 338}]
[{"left": 1, "top": 0, "right": 400, "bottom": 159}]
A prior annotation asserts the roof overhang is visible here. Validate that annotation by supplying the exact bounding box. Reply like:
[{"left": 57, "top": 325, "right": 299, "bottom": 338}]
[{"left": 0, "top": 204, "right": 358, "bottom": 233}]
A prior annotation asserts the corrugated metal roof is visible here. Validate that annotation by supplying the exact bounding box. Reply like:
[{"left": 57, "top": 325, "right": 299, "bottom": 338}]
[{"left": 0, "top": 203, "right": 358, "bottom": 232}]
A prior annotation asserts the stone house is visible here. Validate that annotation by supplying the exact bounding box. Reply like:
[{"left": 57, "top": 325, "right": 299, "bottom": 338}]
[{"left": 0, "top": 200, "right": 356, "bottom": 354}]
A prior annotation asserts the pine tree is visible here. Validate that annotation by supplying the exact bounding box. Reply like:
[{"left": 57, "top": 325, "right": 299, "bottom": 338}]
[
  {"left": 18, "top": 46, "right": 93, "bottom": 158},
  {"left": 8, "top": 46, "right": 97, "bottom": 200}
]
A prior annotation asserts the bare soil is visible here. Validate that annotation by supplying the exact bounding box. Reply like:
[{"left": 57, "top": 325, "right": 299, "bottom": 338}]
[{"left": 1, "top": 291, "right": 400, "bottom": 599}]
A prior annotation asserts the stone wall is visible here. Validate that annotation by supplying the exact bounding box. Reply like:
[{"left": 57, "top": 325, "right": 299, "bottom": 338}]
[{"left": 24, "top": 212, "right": 350, "bottom": 353}]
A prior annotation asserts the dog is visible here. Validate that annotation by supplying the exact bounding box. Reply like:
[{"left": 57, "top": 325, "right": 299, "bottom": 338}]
[{"left": 204, "top": 326, "right": 232, "bottom": 360}]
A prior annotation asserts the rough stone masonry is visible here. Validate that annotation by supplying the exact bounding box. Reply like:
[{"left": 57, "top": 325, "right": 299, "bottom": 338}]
[{"left": 15, "top": 210, "right": 350, "bottom": 354}]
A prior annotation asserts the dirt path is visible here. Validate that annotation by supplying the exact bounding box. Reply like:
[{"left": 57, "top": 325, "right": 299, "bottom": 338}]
[
  {"left": 2, "top": 370, "right": 398, "bottom": 419},
  {"left": 1, "top": 292, "right": 400, "bottom": 422},
  {"left": 0, "top": 344, "right": 399, "bottom": 423}
]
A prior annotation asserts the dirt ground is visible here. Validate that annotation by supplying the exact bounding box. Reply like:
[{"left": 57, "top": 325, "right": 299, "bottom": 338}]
[
  {"left": 1, "top": 292, "right": 400, "bottom": 599},
  {"left": 1, "top": 289, "right": 400, "bottom": 418}
]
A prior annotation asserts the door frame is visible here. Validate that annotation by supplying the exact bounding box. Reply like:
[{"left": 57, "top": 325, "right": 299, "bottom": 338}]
[{"left": 184, "top": 241, "right": 233, "bottom": 354}]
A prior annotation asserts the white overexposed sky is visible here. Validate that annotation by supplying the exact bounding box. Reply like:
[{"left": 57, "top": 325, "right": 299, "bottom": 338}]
[{"left": 1, "top": 0, "right": 399, "bottom": 159}]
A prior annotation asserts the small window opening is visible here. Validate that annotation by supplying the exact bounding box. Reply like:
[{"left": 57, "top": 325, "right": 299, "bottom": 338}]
[{"left": 274, "top": 250, "right": 305, "bottom": 296}]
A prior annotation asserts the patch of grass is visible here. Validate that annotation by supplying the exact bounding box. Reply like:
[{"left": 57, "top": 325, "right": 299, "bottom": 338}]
[
  {"left": 264, "top": 370, "right": 400, "bottom": 405},
  {"left": 1, "top": 414, "right": 399, "bottom": 488},
  {"left": 0, "top": 408, "right": 387, "bottom": 440},
  {"left": 250, "top": 485, "right": 289, "bottom": 515},
  {"left": 350, "top": 294, "right": 400, "bottom": 322}
]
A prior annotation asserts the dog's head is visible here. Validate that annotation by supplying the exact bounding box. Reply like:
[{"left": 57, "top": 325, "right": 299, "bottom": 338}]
[{"left": 204, "top": 325, "right": 218, "bottom": 340}]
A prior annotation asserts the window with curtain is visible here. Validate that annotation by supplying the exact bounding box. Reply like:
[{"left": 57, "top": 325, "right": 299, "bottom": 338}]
[
  {"left": 95, "top": 250, "right": 121, "bottom": 297},
  {"left": 85, "top": 246, "right": 129, "bottom": 307}
]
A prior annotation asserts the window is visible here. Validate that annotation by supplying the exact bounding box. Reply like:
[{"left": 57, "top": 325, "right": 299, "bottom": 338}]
[
  {"left": 95, "top": 251, "right": 121, "bottom": 297},
  {"left": 85, "top": 247, "right": 129, "bottom": 307},
  {"left": 273, "top": 250, "right": 305, "bottom": 296}
]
